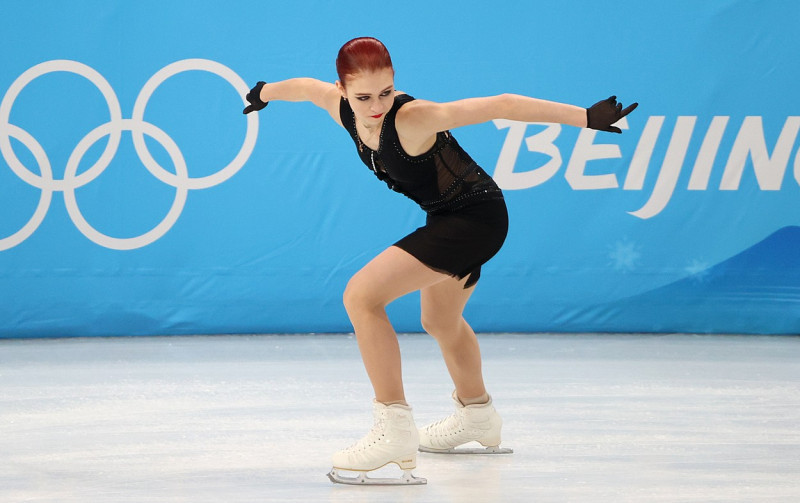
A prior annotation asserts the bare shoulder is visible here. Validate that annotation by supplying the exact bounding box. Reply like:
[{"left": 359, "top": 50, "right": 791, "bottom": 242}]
[
  {"left": 395, "top": 98, "right": 442, "bottom": 132},
  {"left": 315, "top": 83, "right": 345, "bottom": 127},
  {"left": 397, "top": 97, "right": 437, "bottom": 116},
  {"left": 398, "top": 94, "right": 508, "bottom": 136},
  {"left": 395, "top": 98, "right": 440, "bottom": 155}
]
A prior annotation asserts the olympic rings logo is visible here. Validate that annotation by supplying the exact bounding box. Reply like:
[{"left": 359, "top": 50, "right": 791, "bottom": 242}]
[{"left": 0, "top": 59, "right": 257, "bottom": 250}]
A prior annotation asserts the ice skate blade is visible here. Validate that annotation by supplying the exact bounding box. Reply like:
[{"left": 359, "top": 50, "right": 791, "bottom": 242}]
[
  {"left": 327, "top": 468, "right": 427, "bottom": 486},
  {"left": 419, "top": 445, "right": 514, "bottom": 454}
]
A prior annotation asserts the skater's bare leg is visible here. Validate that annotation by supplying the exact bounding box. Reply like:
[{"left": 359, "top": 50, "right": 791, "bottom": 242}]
[
  {"left": 420, "top": 277, "right": 487, "bottom": 403},
  {"left": 417, "top": 277, "right": 510, "bottom": 453},
  {"left": 343, "top": 246, "right": 449, "bottom": 404}
]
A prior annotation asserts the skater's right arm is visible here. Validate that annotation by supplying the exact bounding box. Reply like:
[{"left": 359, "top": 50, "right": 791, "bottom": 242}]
[{"left": 243, "top": 79, "right": 343, "bottom": 127}]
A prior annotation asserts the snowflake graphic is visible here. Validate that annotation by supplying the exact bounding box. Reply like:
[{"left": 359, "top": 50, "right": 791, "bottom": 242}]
[
  {"left": 608, "top": 239, "right": 641, "bottom": 273},
  {"left": 684, "top": 259, "right": 711, "bottom": 283}
]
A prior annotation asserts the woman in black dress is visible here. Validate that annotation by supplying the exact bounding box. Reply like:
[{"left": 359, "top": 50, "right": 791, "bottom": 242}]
[{"left": 244, "top": 36, "right": 636, "bottom": 484}]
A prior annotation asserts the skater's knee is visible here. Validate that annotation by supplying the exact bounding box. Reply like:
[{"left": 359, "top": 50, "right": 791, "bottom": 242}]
[
  {"left": 343, "top": 278, "right": 367, "bottom": 315},
  {"left": 421, "top": 312, "right": 464, "bottom": 341},
  {"left": 343, "top": 274, "right": 384, "bottom": 316}
]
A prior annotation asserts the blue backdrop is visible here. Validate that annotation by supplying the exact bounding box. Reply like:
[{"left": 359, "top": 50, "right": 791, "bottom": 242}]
[{"left": 1, "top": 1, "right": 799, "bottom": 337}]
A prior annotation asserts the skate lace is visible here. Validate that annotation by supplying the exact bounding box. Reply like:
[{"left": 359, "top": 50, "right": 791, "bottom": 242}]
[
  {"left": 343, "top": 415, "right": 386, "bottom": 453},
  {"left": 425, "top": 412, "right": 462, "bottom": 437}
]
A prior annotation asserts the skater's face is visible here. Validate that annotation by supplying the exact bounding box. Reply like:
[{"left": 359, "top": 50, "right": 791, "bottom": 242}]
[{"left": 338, "top": 67, "right": 395, "bottom": 127}]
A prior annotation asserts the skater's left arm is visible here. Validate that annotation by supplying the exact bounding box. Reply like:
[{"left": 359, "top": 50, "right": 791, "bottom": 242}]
[{"left": 397, "top": 94, "right": 637, "bottom": 138}]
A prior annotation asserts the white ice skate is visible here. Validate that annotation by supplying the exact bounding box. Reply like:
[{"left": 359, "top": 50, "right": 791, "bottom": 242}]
[
  {"left": 327, "top": 401, "right": 427, "bottom": 485},
  {"left": 418, "top": 392, "right": 513, "bottom": 454}
]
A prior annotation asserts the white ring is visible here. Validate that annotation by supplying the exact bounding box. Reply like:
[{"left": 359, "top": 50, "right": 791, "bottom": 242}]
[
  {"left": 0, "top": 60, "right": 122, "bottom": 191},
  {"left": 0, "top": 59, "right": 256, "bottom": 250},
  {"left": 0, "top": 124, "right": 53, "bottom": 251},
  {"left": 62, "top": 119, "right": 189, "bottom": 250},
  {"left": 131, "top": 58, "right": 258, "bottom": 190}
]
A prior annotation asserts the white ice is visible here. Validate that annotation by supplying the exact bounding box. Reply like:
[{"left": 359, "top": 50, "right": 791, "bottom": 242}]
[{"left": 1, "top": 333, "right": 799, "bottom": 502}]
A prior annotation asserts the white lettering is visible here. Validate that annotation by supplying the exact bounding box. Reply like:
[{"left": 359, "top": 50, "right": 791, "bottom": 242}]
[
  {"left": 796, "top": 138, "right": 800, "bottom": 187},
  {"left": 565, "top": 117, "right": 628, "bottom": 190},
  {"left": 624, "top": 116, "right": 663, "bottom": 190},
  {"left": 629, "top": 116, "right": 696, "bottom": 219},
  {"left": 492, "top": 120, "right": 562, "bottom": 190},
  {"left": 720, "top": 116, "right": 800, "bottom": 190},
  {"left": 489, "top": 114, "right": 800, "bottom": 219},
  {"left": 688, "top": 116, "right": 729, "bottom": 190}
]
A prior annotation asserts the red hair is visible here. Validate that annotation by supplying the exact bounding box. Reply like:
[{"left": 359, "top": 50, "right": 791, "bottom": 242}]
[{"left": 336, "top": 37, "right": 394, "bottom": 86}]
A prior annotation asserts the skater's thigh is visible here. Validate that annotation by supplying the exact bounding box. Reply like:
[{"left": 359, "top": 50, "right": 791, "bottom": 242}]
[
  {"left": 344, "top": 246, "right": 450, "bottom": 308},
  {"left": 420, "top": 276, "right": 475, "bottom": 333}
]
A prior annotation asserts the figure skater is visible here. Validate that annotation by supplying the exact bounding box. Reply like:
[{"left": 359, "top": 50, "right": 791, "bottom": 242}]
[{"left": 243, "top": 36, "right": 637, "bottom": 485}]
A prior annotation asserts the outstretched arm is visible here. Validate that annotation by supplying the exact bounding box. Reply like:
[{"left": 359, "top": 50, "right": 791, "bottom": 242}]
[
  {"left": 243, "top": 78, "right": 343, "bottom": 126},
  {"left": 398, "top": 93, "right": 637, "bottom": 140}
]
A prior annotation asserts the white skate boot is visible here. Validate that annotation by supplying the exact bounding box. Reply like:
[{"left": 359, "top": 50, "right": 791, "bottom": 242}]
[
  {"left": 418, "top": 392, "right": 513, "bottom": 454},
  {"left": 327, "top": 401, "right": 426, "bottom": 485}
]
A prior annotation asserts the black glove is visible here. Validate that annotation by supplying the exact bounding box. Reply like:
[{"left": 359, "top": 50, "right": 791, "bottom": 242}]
[
  {"left": 243, "top": 81, "right": 269, "bottom": 114},
  {"left": 586, "top": 96, "right": 638, "bottom": 133}
]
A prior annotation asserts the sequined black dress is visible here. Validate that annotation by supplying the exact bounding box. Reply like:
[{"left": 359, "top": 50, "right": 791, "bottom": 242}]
[{"left": 340, "top": 94, "right": 508, "bottom": 287}]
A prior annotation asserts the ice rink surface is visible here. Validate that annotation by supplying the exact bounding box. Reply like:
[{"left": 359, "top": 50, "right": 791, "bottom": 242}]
[{"left": 1, "top": 333, "right": 799, "bottom": 502}]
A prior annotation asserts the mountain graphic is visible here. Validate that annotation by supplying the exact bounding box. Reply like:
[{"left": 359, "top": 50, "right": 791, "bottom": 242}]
[{"left": 590, "top": 226, "right": 800, "bottom": 334}]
